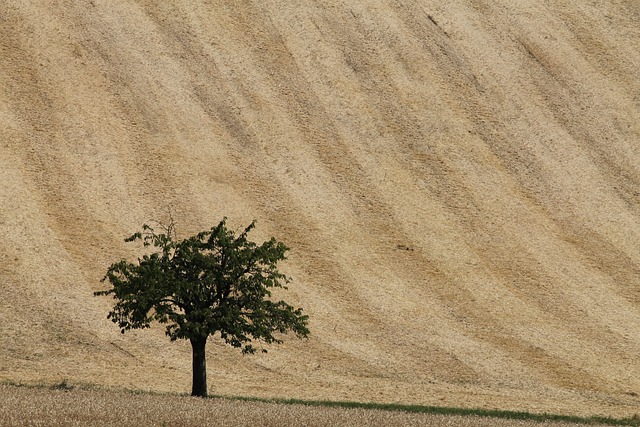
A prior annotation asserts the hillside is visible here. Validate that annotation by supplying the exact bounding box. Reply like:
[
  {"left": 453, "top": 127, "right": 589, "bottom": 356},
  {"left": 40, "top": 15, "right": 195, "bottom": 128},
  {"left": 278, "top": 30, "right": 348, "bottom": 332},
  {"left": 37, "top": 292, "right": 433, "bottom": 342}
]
[{"left": 1, "top": 0, "right": 639, "bottom": 417}]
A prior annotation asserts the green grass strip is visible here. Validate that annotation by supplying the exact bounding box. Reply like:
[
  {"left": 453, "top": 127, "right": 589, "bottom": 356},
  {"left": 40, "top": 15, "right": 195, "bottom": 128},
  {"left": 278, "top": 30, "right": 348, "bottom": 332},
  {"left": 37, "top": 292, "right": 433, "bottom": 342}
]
[{"left": 213, "top": 394, "right": 640, "bottom": 426}]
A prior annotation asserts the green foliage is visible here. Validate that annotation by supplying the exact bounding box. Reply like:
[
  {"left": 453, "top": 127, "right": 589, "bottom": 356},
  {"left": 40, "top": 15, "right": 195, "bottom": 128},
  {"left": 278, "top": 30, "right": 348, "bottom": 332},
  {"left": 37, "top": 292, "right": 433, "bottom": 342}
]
[{"left": 95, "top": 218, "right": 309, "bottom": 354}]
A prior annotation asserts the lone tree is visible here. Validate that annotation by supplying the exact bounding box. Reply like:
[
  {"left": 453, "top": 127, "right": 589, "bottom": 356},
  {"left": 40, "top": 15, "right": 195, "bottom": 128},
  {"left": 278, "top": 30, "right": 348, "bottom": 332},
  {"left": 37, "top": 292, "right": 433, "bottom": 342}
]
[{"left": 95, "top": 218, "right": 309, "bottom": 397}]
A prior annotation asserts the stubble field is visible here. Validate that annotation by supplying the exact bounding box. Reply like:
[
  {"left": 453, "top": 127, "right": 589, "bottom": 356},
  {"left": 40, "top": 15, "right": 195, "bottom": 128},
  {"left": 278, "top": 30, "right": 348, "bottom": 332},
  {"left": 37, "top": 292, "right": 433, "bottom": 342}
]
[
  {"left": 0, "top": 384, "right": 629, "bottom": 427},
  {"left": 1, "top": 0, "right": 640, "bottom": 421}
]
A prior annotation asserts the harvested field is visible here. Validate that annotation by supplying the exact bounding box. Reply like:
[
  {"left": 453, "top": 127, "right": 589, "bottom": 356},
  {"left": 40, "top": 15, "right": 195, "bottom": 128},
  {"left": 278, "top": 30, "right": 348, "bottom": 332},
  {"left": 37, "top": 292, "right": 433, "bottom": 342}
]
[
  {"left": 1, "top": 0, "right": 640, "bottom": 420},
  {"left": 0, "top": 384, "right": 623, "bottom": 427}
]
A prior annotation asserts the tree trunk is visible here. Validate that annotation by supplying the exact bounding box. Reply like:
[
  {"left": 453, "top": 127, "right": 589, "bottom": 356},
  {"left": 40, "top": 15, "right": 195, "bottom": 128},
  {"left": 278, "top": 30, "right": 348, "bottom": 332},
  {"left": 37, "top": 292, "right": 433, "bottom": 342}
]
[{"left": 190, "top": 336, "right": 208, "bottom": 397}]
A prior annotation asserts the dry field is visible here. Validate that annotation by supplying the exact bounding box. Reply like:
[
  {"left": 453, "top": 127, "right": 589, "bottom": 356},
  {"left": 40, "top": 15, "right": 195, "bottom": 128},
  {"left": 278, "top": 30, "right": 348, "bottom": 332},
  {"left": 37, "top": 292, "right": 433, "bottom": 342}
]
[
  {"left": 0, "top": 384, "right": 623, "bottom": 427},
  {"left": 1, "top": 0, "right": 640, "bottom": 420}
]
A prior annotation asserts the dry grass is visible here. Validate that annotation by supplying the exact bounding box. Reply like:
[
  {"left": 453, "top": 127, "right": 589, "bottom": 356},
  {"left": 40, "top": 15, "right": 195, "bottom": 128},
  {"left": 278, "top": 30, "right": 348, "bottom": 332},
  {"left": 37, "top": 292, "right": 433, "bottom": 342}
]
[
  {"left": 0, "top": 384, "right": 621, "bottom": 427},
  {"left": 1, "top": 0, "right": 640, "bottom": 419}
]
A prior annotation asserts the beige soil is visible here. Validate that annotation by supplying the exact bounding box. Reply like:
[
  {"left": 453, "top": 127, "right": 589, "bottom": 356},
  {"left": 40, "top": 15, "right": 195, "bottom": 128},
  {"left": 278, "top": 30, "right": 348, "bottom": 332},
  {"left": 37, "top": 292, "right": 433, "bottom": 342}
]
[{"left": 1, "top": 0, "right": 639, "bottom": 419}]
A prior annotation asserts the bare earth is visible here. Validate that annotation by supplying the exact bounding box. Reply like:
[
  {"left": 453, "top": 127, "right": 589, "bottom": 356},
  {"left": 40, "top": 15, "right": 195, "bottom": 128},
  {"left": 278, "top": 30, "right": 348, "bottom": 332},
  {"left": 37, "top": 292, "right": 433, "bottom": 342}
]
[{"left": 1, "top": 0, "right": 639, "bottom": 420}]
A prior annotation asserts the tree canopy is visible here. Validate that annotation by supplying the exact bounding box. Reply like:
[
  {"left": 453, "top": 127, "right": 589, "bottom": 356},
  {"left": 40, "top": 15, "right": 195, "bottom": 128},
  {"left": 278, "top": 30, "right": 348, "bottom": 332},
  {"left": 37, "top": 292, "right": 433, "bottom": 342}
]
[{"left": 95, "top": 218, "right": 309, "bottom": 397}]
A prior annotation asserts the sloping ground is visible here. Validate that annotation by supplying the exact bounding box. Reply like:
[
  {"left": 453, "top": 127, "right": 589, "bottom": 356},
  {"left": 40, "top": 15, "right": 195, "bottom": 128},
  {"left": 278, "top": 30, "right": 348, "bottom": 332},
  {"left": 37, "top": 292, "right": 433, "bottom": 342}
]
[{"left": 1, "top": 0, "right": 639, "bottom": 418}]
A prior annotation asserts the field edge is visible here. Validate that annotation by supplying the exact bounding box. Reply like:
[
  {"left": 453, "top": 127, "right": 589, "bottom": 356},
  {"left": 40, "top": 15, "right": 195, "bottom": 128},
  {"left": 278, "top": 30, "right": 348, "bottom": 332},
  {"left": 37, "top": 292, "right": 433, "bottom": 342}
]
[{"left": 2, "top": 380, "right": 638, "bottom": 426}]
